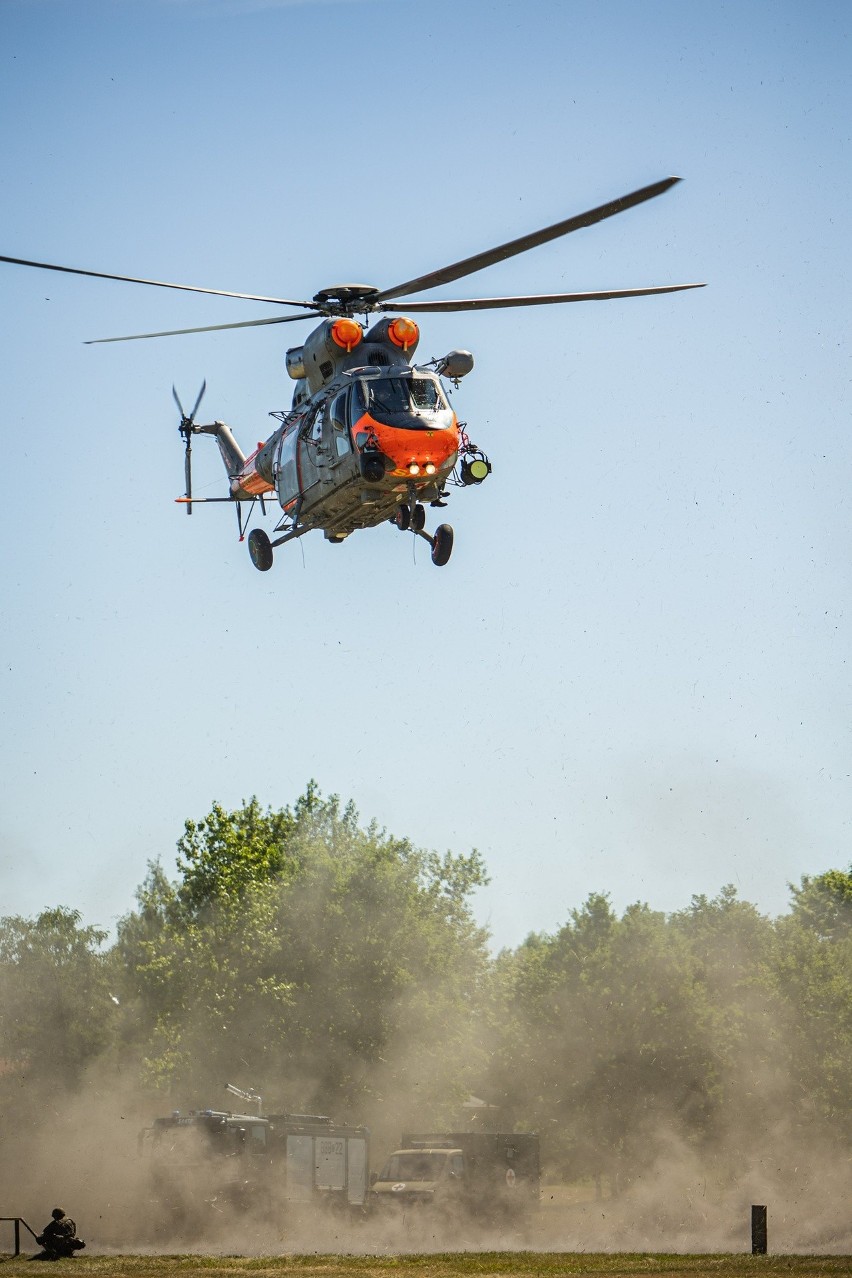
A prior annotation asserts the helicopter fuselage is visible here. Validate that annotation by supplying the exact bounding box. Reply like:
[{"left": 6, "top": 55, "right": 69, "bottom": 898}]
[
  {"left": 232, "top": 363, "right": 461, "bottom": 540},
  {"left": 217, "top": 312, "right": 475, "bottom": 543}
]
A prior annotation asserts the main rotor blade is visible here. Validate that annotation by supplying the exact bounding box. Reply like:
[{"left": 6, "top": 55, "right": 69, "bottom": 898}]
[
  {"left": 0, "top": 253, "right": 316, "bottom": 308},
  {"left": 85, "top": 312, "right": 322, "bottom": 344},
  {"left": 374, "top": 177, "right": 684, "bottom": 303},
  {"left": 378, "top": 282, "right": 706, "bottom": 313}
]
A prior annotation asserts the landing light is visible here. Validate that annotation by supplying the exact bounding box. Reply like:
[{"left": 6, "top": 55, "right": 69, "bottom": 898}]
[
  {"left": 331, "top": 318, "right": 363, "bottom": 352},
  {"left": 425, "top": 463, "right": 436, "bottom": 475},
  {"left": 388, "top": 317, "right": 420, "bottom": 351},
  {"left": 409, "top": 463, "right": 420, "bottom": 475}
]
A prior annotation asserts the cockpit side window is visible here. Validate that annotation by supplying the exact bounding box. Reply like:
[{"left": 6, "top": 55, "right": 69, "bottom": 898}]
[
  {"left": 304, "top": 403, "right": 323, "bottom": 442},
  {"left": 330, "top": 389, "right": 349, "bottom": 432},
  {"left": 329, "top": 388, "right": 351, "bottom": 456}
]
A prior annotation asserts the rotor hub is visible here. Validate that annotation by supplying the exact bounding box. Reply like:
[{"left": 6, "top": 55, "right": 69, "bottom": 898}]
[{"left": 312, "top": 284, "right": 381, "bottom": 313}]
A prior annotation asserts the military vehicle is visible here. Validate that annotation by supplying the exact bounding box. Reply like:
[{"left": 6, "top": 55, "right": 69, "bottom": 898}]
[
  {"left": 266, "top": 1112, "right": 370, "bottom": 1213},
  {"left": 370, "top": 1131, "right": 539, "bottom": 1220},
  {"left": 138, "top": 1109, "right": 271, "bottom": 1231},
  {"left": 138, "top": 1108, "right": 369, "bottom": 1231}
]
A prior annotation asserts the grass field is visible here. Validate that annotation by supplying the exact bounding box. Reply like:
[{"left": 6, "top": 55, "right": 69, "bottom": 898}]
[{"left": 2, "top": 1253, "right": 851, "bottom": 1278}]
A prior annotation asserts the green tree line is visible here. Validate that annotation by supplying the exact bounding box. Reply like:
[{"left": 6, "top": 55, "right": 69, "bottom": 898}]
[{"left": 1, "top": 784, "right": 851, "bottom": 1186}]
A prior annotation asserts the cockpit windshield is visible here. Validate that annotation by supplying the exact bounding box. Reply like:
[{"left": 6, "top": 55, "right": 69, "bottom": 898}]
[{"left": 354, "top": 375, "right": 453, "bottom": 429}]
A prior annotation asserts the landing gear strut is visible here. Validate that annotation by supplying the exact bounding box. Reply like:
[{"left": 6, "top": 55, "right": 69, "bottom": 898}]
[{"left": 391, "top": 485, "right": 454, "bottom": 566}]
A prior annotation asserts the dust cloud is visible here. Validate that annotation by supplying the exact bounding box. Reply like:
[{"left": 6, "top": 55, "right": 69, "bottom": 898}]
[
  {"left": 1, "top": 1037, "right": 850, "bottom": 1255},
  {"left": 2, "top": 820, "right": 851, "bottom": 1257}
]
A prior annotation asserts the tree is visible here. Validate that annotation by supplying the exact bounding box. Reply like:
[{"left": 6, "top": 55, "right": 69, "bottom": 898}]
[
  {"left": 116, "top": 786, "right": 492, "bottom": 1131},
  {"left": 486, "top": 887, "right": 784, "bottom": 1189},
  {"left": 0, "top": 907, "right": 113, "bottom": 1090},
  {"left": 787, "top": 868, "right": 852, "bottom": 941},
  {"left": 774, "top": 869, "right": 852, "bottom": 1140},
  {"left": 668, "top": 887, "right": 784, "bottom": 1172},
  {"left": 174, "top": 792, "right": 308, "bottom": 917}
]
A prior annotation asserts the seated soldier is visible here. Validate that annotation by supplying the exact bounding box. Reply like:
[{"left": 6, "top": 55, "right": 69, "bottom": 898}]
[{"left": 36, "top": 1208, "right": 85, "bottom": 1259}]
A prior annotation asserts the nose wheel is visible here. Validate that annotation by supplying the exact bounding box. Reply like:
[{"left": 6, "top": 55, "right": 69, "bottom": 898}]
[
  {"left": 430, "top": 523, "right": 454, "bottom": 566},
  {"left": 392, "top": 501, "right": 426, "bottom": 532}
]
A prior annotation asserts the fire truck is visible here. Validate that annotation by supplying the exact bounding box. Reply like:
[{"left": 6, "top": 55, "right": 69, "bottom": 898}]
[
  {"left": 267, "top": 1111, "right": 370, "bottom": 1211},
  {"left": 139, "top": 1108, "right": 369, "bottom": 1229}
]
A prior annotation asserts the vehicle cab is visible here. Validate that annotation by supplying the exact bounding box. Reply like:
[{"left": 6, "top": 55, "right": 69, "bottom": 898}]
[{"left": 370, "top": 1146, "right": 466, "bottom": 1211}]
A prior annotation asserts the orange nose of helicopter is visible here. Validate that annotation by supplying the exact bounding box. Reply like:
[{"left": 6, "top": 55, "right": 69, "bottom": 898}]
[{"left": 354, "top": 412, "right": 460, "bottom": 482}]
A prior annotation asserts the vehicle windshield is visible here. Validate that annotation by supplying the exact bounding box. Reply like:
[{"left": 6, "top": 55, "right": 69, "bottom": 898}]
[
  {"left": 355, "top": 375, "right": 453, "bottom": 429},
  {"left": 378, "top": 1151, "right": 449, "bottom": 1182}
]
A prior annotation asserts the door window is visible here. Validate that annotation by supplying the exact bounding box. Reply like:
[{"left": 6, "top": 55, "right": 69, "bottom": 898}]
[{"left": 329, "top": 389, "right": 352, "bottom": 457}]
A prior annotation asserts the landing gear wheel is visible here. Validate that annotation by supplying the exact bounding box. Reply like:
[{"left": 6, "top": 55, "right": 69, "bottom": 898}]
[
  {"left": 431, "top": 523, "right": 454, "bottom": 567},
  {"left": 412, "top": 503, "right": 426, "bottom": 532},
  {"left": 393, "top": 504, "right": 411, "bottom": 531},
  {"left": 248, "top": 527, "right": 273, "bottom": 572}
]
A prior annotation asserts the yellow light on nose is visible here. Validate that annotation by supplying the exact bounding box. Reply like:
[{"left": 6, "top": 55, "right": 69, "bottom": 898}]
[
  {"left": 388, "top": 317, "right": 420, "bottom": 351},
  {"left": 425, "top": 462, "right": 436, "bottom": 475},
  {"left": 330, "top": 317, "right": 363, "bottom": 352},
  {"left": 409, "top": 463, "right": 420, "bottom": 475}
]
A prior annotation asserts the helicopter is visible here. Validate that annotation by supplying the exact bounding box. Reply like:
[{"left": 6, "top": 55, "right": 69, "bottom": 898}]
[{"left": 1, "top": 176, "right": 703, "bottom": 570}]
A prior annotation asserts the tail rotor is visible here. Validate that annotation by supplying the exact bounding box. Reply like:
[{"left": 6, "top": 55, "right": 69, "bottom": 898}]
[{"left": 173, "top": 381, "right": 206, "bottom": 515}]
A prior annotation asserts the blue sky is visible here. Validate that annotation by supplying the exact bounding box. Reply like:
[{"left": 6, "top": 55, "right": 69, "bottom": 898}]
[{"left": 1, "top": 0, "right": 850, "bottom": 950}]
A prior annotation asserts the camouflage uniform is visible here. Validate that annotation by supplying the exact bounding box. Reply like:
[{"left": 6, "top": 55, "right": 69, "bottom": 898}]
[{"left": 37, "top": 1212, "right": 85, "bottom": 1258}]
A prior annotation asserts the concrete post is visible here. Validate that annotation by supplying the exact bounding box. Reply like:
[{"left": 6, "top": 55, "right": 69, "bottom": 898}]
[{"left": 751, "top": 1204, "right": 768, "bottom": 1254}]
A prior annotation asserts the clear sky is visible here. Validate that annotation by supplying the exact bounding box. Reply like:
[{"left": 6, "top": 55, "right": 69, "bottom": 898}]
[{"left": 1, "top": 0, "right": 849, "bottom": 951}]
